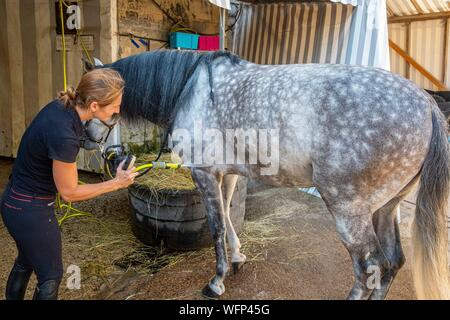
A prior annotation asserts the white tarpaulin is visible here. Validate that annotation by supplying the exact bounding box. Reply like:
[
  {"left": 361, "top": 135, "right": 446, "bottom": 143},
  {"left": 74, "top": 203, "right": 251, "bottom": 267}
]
[
  {"left": 209, "top": 0, "right": 231, "bottom": 10},
  {"left": 330, "top": 0, "right": 360, "bottom": 6}
]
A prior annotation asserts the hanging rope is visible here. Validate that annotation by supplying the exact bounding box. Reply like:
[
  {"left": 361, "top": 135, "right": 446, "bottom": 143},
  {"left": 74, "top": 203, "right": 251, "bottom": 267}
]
[
  {"left": 59, "top": 0, "right": 67, "bottom": 91},
  {"left": 56, "top": 180, "right": 92, "bottom": 226},
  {"left": 77, "top": 30, "right": 94, "bottom": 66}
]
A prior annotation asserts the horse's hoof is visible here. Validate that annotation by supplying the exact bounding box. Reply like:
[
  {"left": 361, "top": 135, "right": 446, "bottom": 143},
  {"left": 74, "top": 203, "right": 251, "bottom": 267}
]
[
  {"left": 232, "top": 261, "right": 245, "bottom": 274},
  {"left": 201, "top": 284, "right": 221, "bottom": 300}
]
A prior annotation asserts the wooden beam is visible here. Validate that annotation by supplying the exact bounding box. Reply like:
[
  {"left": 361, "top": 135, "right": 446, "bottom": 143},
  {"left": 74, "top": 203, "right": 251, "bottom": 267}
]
[
  {"left": 389, "top": 39, "right": 448, "bottom": 90},
  {"left": 388, "top": 12, "right": 450, "bottom": 24},
  {"left": 6, "top": 0, "right": 26, "bottom": 157},
  {"left": 406, "top": 22, "right": 410, "bottom": 79},
  {"left": 386, "top": 6, "right": 395, "bottom": 18},
  {"left": 444, "top": 18, "right": 449, "bottom": 86}
]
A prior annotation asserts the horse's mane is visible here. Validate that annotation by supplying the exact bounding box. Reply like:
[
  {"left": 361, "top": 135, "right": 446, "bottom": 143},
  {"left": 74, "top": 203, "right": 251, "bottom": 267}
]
[{"left": 105, "top": 50, "right": 241, "bottom": 128}]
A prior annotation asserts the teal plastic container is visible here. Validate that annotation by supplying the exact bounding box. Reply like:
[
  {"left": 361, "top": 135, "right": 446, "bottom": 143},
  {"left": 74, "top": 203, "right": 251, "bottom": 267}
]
[{"left": 169, "top": 32, "right": 199, "bottom": 50}]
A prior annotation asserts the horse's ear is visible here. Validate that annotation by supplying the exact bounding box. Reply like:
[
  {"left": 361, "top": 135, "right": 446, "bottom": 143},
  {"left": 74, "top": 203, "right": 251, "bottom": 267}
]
[
  {"left": 82, "top": 57, "right": 104, "bottom": 73},
  {"left": 82, "top": 57, "right": 94, "bottom": 72},
  {"left": 93, "top": 57, "right": 104, "bottom": 68}
]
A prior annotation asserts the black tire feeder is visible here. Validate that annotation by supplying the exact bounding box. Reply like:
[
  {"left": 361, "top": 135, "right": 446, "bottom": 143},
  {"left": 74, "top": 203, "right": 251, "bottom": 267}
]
[{"left": 128, "top": 177, "right": 247, "bottom": 250}]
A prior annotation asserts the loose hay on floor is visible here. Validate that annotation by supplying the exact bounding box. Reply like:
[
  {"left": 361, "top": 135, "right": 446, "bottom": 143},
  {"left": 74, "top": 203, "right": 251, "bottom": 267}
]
[{"left": 52, "top": 162, "right": 300, "bottom": 299}]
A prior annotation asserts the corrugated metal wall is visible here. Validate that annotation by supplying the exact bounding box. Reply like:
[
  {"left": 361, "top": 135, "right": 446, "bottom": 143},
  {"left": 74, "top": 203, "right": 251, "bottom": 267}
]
[
  {"left": 233, "top": 1, "right": 390, "bottom": 70},
  {"left": 233, "top": 2, "right": 352, "bottom": 64},
  {"left": 0, "top": 0, "right": 117, "bottom": 158},
  {"left": 389, "top": 18, "right": 449, "bottom": 90},
  {"left": 388, "top": 22, "right": 409, "bottom": 77}
]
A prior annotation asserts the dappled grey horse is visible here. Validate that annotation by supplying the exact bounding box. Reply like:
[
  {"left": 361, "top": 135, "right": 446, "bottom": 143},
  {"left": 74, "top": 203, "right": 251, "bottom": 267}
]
[{"left": 85, "top": 50, "right": 450, "bottom": 300}]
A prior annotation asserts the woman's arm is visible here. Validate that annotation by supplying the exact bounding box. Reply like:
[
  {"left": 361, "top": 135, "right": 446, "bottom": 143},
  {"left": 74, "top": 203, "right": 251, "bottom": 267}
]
[{"left": 52, "top": 159, "right": 137, "bottom": 202}]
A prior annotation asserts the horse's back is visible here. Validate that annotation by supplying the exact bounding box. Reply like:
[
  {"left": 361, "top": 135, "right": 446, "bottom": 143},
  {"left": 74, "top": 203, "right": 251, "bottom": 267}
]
[{"left": 198, "top": 61, "right": 434, "bottom": 195}]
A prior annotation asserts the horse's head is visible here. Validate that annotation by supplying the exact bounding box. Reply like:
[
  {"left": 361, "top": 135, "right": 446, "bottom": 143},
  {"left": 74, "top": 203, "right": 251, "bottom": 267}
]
[
  {"left": 80, "top": 115, "right": 120, "bottom": 151},
  {"left": 79, "top": 58, "right": 122, "bottom": 150}
]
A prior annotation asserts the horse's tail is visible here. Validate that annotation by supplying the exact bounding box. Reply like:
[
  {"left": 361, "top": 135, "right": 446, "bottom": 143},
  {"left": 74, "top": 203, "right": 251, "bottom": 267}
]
[{"left": 412, "top": 104, "right": 450, "bottom": 299}]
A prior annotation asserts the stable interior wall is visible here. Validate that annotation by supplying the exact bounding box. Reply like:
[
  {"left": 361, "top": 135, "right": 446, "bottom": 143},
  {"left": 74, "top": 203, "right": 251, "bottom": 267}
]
[
  {"left": 389, "top": 18, "right": 450, "bottom": 90},
  {"left": 0, "top": 0, "right": 221, "bottom": 173},
  {"left": 0, "top": 0, "right": 117, "bottom": 163},
  {"left": 117, "top": 0, "right": 221, "bottom": 153}
]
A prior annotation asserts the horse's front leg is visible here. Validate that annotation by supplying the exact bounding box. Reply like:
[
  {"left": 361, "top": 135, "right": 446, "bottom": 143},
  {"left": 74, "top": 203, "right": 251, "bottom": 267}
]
[
  {"left": 191, "top": 168, "right": 228, "bottom": 299},
  {"left": 223, "top": 174, "right": 246, "bottom": 273}
]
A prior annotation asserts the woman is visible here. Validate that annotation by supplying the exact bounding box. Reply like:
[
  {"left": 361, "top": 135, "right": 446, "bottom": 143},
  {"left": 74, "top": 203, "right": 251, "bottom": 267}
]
[{"left": 0, "top": 68, "right": 138, "bottom": 300}]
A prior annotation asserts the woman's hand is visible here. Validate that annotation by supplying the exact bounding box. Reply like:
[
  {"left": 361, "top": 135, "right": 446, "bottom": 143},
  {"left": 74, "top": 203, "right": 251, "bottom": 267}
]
[{"left": 113, "top": 159, "right": 138, "bottom": 190}]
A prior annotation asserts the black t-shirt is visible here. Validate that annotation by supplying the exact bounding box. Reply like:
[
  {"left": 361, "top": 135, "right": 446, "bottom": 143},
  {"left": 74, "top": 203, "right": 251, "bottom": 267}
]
[{"left": 10, "top": 99, "right": 83, "bottom": 196}]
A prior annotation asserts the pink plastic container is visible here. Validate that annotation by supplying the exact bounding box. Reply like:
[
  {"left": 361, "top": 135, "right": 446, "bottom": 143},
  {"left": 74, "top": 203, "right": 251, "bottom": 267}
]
[{"left": 198, "top": 36, "right": 220, "bottom": 51}]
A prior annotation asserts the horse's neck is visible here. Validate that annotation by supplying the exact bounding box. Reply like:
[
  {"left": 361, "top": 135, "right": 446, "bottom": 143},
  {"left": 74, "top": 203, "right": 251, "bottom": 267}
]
[{"left": 149, "top": 55, "right": 205, "bottom": 127}]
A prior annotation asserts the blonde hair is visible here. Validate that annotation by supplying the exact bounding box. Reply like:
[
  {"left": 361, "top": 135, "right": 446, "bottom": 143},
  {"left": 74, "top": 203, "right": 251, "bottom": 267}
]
[{"left": 58, "top": 68, "right": 125, "bottom": 109}]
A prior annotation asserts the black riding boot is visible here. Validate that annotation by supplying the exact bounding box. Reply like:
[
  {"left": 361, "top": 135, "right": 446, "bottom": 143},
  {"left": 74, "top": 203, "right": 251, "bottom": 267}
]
[
  {"left": 5, "top": 260, "right": 33, "bottom": 300},
  {"left": 32, "top": 279, "right": 60, "bottom": 300}
]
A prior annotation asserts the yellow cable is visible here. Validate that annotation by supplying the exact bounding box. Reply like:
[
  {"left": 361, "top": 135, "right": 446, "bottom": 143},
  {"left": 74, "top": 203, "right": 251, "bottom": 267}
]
[
  {"left": 58, "top": 202, "right": 91, "bottom": 226},
  {"left": 105, "top": 152, "right": 115, "bottom": 179},
  {"left": 134, "top": 162, "right": 182, "bottom": 172},
  {"left": 56, "top": 181, "right": 92, "bottom": 226},
  {"left": 134, "top": 164, "right": 153, "bottom": 171},
  {"left": 77, "top": 30, "right": 94, "bottom": 66},
  {"left": 59, "top": 0, "right": 67, "bottom": 91},
  {"left": 58, "top": 206, "right": 91, "bottom": 226},
  {"left": 166, "top": 163, "right": 182, "bottom": 169}
]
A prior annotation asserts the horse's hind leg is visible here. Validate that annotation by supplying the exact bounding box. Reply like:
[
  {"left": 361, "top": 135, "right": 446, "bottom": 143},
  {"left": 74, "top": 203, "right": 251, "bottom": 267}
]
[
  {"left": 319, "top": 195, "right": 390, "bottom": 299},
  {"left": 369, "top": 198, "right": 404, "bottom": 300},
  {"left": 369, "top": 176, "right": 419, "bottom": 300},
  {"left": 191, "top": 168, "right": 228, "bottom": 299},
  {"left": 223, "top": 174, "right": 246, "bottom": 273}
]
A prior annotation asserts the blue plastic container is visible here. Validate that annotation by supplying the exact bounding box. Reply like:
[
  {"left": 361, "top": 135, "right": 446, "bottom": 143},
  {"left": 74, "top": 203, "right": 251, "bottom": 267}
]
[{"left": 169, "top": 32, "right": 199, "bottom": 50}]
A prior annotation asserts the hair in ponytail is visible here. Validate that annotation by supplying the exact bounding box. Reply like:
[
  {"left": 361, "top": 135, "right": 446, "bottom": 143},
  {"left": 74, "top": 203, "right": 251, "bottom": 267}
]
[
  {"left": 58, "top": 68, "right": 124, "bottom": 109},
  {"left": 58, "top": 86, "right": 80, "bottom": 109}
]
